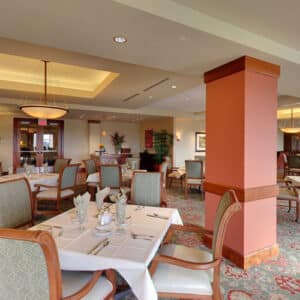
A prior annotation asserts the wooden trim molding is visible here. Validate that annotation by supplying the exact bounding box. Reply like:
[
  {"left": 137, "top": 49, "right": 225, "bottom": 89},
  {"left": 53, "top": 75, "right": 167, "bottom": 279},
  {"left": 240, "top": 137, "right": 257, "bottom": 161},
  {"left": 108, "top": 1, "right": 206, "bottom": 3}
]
[
  {"left": 203, "top": 234, "right": 279, "bottom": 269},
  {"left": 204, "top": 56, "right": 280, "bottom": 83},
  {"left": 203, "top": 181, "right": 278, "bottom": 203}
]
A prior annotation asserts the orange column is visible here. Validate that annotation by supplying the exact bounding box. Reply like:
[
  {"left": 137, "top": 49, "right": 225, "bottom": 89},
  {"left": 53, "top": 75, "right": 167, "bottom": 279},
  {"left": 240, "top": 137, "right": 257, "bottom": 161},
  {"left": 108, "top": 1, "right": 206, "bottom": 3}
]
[{"left": 203, "top": 56, "right": 280, "bottom": 269}]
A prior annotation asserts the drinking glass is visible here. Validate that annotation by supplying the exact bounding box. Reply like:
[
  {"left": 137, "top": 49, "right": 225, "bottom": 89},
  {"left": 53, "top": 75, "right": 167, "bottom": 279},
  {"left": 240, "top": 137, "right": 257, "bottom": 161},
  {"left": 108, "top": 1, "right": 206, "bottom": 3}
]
[
  {"left": 116, "top": 197, "right": 126, "bottom": 227},
  {"left": 77, "top": 206, "right": 88, "bottom": 232}
]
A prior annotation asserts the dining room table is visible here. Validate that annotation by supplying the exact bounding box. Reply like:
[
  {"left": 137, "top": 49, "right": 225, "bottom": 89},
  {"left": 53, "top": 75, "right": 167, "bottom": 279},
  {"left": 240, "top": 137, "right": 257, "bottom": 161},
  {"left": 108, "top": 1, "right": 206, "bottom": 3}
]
[
  {"left": 285, "top": 175, "right": 300, "bottom": 186},
  {"left": 30, "top": 202, "right": 182, "bottom": 300},
  {"left": 0, "top": 172, "right": 59, "bottom": 191}
]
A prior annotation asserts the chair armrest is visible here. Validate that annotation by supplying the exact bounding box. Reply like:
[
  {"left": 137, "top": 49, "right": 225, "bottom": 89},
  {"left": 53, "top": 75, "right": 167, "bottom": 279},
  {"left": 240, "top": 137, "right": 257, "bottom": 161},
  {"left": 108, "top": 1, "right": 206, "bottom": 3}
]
[
  {"left": 34, "top": 183, "right": 57, "bottom": 189},
  {"left": 149, "top": 254, "right": 220, "bottom": 275},
  {"left": 63, "top": 270, "right": 103, "bottom": 300},
  {"left": 163, "top": 224, "right": 213, "bottom": 244}
]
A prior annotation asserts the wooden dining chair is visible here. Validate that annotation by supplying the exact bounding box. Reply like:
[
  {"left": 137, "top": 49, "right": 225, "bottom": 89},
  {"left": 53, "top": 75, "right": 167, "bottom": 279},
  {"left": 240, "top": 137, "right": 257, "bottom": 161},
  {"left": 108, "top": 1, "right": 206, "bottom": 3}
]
[
  {"left": 0, "top": 177, "right": 33, "bottom": 228},
  {"left": 150, "top": 190, "right": 241, "bottom": 299},
  {"left": 0, "top": 228, "right": 115, "bottom": 300},
  {"left": 277, "top": 180, "right": 300, "bottom": 222},
  {"left": 34, "top": 164, "right": 80, "bottom": 215},
  {"left": 130, "top": 172, "right": 166, "bottom": 207},
  {"left": 83, "top": 159, "right": 98, "bottom": 200},
  {"left": 54, "top": 158, "right": 72, "bottom": 173},
  {"left": 184, "top": 160, "right": 204, "bottom": 199}
]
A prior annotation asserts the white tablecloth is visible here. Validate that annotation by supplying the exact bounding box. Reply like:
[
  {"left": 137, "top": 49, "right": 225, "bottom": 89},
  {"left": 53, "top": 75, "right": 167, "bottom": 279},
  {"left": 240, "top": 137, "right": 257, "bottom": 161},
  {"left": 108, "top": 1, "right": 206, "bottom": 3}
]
[
  {"left": 0, "top": 173, "right": 58, "bottom": 191},
  {"left": 31, "top": 203, "right": 182, "bottom": 300}
]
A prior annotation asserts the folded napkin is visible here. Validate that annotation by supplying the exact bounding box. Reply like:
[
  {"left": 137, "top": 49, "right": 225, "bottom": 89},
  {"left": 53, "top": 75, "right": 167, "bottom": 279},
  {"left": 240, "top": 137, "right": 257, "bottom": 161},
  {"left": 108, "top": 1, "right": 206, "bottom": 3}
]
[
  {"left": 96, "top": 187, "right": 110, "bottom": 210},
  {"left": 74, "top": 192, "right": 90, "bottom": 210}
]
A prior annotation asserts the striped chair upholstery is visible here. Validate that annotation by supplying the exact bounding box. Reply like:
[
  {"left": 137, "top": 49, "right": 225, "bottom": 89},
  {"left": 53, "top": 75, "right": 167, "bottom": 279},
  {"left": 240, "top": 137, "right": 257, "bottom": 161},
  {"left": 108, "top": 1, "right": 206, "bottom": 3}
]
[
  {"left": 0, "top": 178, "right": 32, "bottom": 228},
  {"left": 0, "top": 229, "right": 114, "bottom": 300},
  {"left": 84, "top": 159, "right": 97, "bottom": 176},
  {"left": 100, "top": 165, "right": 121, "bottom": 189},
  {"left": 184, "top": 160, "right": 204, "bottom": 199},
  {"left": 131, "top": 172, "right": 162, "bottom": 207},
  {"left": 54, "top": 158, "right": 71, "bottom": 173}
]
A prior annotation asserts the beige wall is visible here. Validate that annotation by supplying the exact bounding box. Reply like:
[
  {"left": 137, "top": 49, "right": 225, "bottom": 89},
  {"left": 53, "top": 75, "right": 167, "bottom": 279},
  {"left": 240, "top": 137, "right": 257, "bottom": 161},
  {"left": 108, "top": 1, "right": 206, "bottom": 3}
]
[
  {"left": 173, "top": 117, "right": 206, "bottom": 168},
  {"left": 139, "top": 117, "right": 174, "bottom": 152},
  {"left": 0, "top": 115, "right": 13, "bottom": 170},
  {"left": 98, "top": 121, "right": 140, "bottom": 155},
  {"left": 64, "top": 119, "right": 89, "bottom": 164}
]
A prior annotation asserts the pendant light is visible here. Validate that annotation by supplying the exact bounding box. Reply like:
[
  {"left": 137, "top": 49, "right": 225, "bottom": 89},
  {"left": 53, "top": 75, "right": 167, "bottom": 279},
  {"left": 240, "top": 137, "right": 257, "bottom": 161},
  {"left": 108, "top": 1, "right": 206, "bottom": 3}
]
[
  {"left": 280, "top": 108, "right": 300, "bottom": 134},
  {"left": 20, "top": 60, "right": 68, "bottom": 119}
]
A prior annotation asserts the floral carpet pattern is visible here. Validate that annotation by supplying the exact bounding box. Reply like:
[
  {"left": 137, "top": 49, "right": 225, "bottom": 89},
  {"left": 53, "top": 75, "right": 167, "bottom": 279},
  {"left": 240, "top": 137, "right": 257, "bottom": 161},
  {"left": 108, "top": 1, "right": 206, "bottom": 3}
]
[{"left": 125, "top": 187, "right": 300, "bottom": 300}]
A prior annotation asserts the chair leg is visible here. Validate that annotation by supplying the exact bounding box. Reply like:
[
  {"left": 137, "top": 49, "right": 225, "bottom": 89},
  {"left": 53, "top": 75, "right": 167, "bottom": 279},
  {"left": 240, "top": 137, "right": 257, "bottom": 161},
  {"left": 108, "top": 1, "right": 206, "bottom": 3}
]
[
  {"left": 184, "top": 183, "right": 188, "bottom": 200},
  {"left": 288, "top": 200, "right": 292, "bottom": 212},
  {"left": 296, "top": 201, "right": 300, "bottom": 222}
]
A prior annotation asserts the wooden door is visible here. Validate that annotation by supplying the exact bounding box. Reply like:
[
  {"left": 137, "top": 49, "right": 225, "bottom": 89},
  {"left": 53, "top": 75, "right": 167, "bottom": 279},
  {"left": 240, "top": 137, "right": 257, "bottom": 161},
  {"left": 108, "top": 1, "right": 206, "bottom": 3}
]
[{"left": 13, "top": 118, "right": 64, "bottom": 170}]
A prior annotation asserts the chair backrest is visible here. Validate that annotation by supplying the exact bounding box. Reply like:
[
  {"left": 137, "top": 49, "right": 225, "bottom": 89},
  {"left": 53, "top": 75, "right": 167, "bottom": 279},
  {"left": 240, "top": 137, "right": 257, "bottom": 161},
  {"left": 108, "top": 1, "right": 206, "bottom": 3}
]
[
  {"left": 131, "top": 172, "right": 162, "bottom": 207},
  {"left": 0, "top": 229, "right": 62, "bottom": 299},
  {"left": 0, "top": 178, "right": 33, "bottom": 228},
  {"left": 83, "top": 159, "right": 97, "bottom": 176},
  {"left": 185, "top": 160, "right": 203, "bottom": 179},
  {"left": 100, "top": 165, "right": 121, "bottom": 188},
  {"left": 59, "top": 164, "right": 80, "bottom": 190},
  {"left": 54, "top": 158, "right": 71, "bottom": 173},
  {"left": 160, "top": 161, "right": 168, "bottom": 186},
  {"left": 212, "top": 190, "right": 241, "bottom": 260}
]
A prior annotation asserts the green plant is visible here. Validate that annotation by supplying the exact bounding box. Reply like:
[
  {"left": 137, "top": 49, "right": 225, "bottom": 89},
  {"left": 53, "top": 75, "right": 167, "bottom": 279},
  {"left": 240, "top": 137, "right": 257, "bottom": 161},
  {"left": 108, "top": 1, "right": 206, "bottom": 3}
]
[
  {"left": 111, "top": 132, "right": 125, "bottom": 146},
  {"left": 153, "top": 130, "right": 173, "bottom": 164}
]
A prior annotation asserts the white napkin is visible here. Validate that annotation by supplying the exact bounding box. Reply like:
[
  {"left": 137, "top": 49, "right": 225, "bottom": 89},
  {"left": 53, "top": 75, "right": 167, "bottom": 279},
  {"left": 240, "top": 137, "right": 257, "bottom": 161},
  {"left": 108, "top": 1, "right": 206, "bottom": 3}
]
[
  {"left": 96, "top": 187, "right": 110, "bottom": 209},
  {"left": 74, "top": 193, "right": 90, "bottom": 210}
]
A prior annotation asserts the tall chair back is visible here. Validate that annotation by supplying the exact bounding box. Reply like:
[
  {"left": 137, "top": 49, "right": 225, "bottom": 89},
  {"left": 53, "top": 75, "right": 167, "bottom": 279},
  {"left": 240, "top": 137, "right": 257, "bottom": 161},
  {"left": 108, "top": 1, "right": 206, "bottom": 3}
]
[
  {"left": 160, "top": 161, "right": 168, "bottom": 187},
  {"left": 212, "top": 190, "right": 241, "bottom": 260},
  {"left": 59, "top": 164, "right": 80, "bottom": 190},
  {"left": 0, "top": 178, "right": 33, "bottom": 228},
  {"left": 0, "top": 229, "right": 62, "bottom": 299},
  {"left": 100, "top": 165, "right": 121, "bottom": 189},
  {"left": 131, "top": 172, "right": 163, "bottom": 207},
  {"left": 54, "top": 158, "right": 71, "bottom": 173},
  {"left": 185, "top": 160, "right": 203, "bottom": 179},
  {"left": 83, "top": 159, "right": 97, "bottom": 176}
]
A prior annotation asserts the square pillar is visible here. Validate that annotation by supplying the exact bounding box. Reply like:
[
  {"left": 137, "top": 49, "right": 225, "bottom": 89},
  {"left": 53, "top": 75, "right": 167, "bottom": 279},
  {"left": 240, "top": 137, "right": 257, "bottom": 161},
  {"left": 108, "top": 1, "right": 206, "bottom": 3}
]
[{"left": 203, "top": 56, "right": 280, "bottom": 269}]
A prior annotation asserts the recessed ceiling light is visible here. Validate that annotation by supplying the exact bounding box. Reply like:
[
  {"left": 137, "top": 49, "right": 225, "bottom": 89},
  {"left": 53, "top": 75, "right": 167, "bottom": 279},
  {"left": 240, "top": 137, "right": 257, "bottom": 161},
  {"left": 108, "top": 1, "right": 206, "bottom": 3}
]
[
  {"left": 171, "top": 85, "right": 177, "bottom": 89},
  {"left": 149, "top": 95, "right": 153, "bottom": 99},
  {"left": 113, "top": 36, "right": 127, "bottom": 43}
]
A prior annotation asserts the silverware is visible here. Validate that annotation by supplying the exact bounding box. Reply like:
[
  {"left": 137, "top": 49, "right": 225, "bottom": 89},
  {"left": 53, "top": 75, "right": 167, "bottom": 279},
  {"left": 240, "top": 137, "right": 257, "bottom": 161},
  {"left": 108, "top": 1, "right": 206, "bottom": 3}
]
[
  {"left": 131, "top": 233, "right": 154, "bottom": 241},
  {"left": 88, "top": 238, "right": 108, "bottom": 254},
  {"left": 131, "top": 232, "right": 155, "bottom": 238},
  {"left": 146, "top": 213, "right": 168, "bottom": 220},
  {"left": 134, "top": 206, "right": 145, "bottom": 211},
  {"left": 94, "top": 240, "right": 110, "bottom": 255}
]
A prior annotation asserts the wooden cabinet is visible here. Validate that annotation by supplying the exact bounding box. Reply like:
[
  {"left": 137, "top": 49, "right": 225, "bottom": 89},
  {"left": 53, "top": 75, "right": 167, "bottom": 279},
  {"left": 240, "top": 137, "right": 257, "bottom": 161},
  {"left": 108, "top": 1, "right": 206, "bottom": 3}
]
[{"left": 13, "top": 118, "right": 64, "bottom": 170}]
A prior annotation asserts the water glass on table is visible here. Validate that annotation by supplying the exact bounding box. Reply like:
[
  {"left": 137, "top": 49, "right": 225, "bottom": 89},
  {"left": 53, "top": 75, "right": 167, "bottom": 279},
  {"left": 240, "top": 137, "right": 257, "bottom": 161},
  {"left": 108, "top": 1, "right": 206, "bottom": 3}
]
[{"left": 116, "top": 194, "right": 127, "bottom": 228}]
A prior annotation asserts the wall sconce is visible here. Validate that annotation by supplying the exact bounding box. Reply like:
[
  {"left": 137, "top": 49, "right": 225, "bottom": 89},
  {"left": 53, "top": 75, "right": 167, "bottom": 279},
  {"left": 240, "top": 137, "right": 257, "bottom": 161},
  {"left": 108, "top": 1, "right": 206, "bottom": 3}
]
[
  {"left": 176, "top": 132, "right": 181, "bottom": 141},
  {"left": 101, "top": 130, "right": 107, "bottom": 137}
]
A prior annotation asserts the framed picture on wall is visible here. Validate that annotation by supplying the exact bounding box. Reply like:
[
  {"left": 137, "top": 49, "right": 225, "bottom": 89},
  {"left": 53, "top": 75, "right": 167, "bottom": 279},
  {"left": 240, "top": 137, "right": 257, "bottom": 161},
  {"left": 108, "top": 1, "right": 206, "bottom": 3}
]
[{"left": 195, "top": 132, "right": 206, "bottom": 152}]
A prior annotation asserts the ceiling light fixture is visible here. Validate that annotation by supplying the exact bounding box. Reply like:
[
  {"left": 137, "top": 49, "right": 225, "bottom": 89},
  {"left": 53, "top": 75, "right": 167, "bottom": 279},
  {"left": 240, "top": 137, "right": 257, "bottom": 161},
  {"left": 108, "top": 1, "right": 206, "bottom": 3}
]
[
  {"left": 171, "top": 85, "right": 177, "bottom": 89},
  {"left": 280, "top": 108, "right": 300, "bottom": 133},
  {"left": 20, "top": 60, "right": 68, "bottom": 119},
  {"left": 113, "top": 36, "right": 127, "bottom": 43}
]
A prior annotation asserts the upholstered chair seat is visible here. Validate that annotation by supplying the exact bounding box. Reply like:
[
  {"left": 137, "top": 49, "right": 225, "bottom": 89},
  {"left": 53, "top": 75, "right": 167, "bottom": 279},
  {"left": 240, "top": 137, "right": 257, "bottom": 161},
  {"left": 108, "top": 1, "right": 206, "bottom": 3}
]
[
  {"left": 62, "top": 271, "right": 113, "bottom": 299},
  {"left": 278, "top": 187, "right": 299, "bottom": 201},
  {"left": 153, "top": 244, "right": 213, "bottom": 295},
  {"left": 36, "top": 188, "right": 74, "bottom": 200},
  {"left": 87, "top": 181, "right": 98, "bottom": 187}
]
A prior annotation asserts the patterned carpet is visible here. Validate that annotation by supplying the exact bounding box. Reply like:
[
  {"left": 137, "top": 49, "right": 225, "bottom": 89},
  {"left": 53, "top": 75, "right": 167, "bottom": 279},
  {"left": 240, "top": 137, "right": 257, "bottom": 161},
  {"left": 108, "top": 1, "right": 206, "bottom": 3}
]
[{"left": 124, "top": 186, "right": 300, "bottom": 300}]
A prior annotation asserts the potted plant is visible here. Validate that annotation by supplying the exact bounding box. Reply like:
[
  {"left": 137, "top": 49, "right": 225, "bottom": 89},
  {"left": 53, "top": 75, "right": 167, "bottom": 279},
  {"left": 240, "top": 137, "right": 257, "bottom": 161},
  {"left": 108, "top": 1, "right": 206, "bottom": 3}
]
[
  {"left": 153, "top": 130, "right": 173, "bottom": 167},
  {"left": 111, "top": 132, "right": 125, "bottom": 154}
]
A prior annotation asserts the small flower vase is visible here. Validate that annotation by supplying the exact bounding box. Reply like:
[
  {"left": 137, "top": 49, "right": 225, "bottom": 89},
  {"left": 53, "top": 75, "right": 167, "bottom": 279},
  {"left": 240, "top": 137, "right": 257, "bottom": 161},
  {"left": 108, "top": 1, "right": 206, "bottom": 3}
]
[{"left": 115, "top": 144, "right": 121, "bottom": 154}]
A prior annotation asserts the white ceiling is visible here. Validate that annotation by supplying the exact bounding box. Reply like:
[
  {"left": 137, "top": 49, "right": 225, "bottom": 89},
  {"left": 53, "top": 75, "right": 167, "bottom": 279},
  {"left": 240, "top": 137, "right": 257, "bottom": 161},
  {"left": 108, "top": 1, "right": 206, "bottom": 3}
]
[{"left": 0, "top": 0, "right": 300, "bottom": 116}]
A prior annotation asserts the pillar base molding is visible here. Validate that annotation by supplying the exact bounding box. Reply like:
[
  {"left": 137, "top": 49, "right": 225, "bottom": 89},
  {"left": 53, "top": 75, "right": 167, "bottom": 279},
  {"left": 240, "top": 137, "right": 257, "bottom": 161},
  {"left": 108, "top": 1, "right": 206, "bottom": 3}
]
[{"left": 203, "top": 235, "right": 279, "bottom": 269}]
